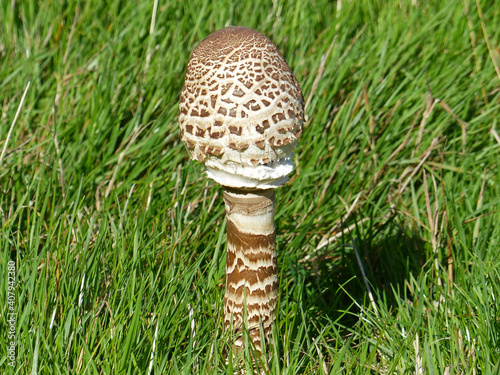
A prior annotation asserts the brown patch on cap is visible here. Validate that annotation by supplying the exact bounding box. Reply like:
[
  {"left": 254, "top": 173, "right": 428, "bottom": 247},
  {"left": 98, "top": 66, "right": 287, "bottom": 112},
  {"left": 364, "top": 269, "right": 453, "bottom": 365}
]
[
  {"left": 221, "top": 82, "right": 233, "bottom": 95},
  {"left": 209, "top": 129, "right": 225, "bottom": 139},
  {"left": 233, "top": 87, "right": 245, "bottom": 97},
  {"left": 255, "top": 140, "right": 265, "bottom": 149},
  {"left": 200, "top": 145, "right": 223, "bottom": 156},
  {"left": 211, "top": 147, "right": 223, "bottom": 156},
  {"left": 229, "top": 125, "right": 242, "bottom": 136},
  {"left": 228, "top": 141, "right": 249, "bottom": 150},
  {"left": 195, "top": 151, "right": 205, "bottom": 162},
  {"left": 195, "top": 127, "right": 205, "bottom": 137}
]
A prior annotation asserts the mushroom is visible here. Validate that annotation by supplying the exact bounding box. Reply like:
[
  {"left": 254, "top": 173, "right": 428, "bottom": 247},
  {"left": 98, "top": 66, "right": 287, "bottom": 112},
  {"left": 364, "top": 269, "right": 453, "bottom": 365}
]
[{"left": 178, "top": 26, "right": 304, "bottom": 354}]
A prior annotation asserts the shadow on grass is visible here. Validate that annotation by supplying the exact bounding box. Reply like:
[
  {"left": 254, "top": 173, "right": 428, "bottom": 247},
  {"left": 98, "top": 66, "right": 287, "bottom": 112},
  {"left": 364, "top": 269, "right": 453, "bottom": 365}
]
[{"left": 293, "top": 216, "right": 427, "bottom": 333}]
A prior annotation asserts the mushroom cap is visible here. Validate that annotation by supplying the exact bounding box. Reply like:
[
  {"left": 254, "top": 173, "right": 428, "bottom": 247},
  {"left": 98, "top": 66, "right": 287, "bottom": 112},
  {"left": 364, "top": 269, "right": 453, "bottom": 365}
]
[{"left": 179, "top": 26, "right": 304, "bottom": 189}]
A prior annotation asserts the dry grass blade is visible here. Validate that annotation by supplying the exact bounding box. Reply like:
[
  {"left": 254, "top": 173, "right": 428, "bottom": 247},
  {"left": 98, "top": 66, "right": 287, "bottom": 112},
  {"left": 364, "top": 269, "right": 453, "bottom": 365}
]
[
  {"left": 423, "top": 170, "right": 442, "bottom": 287},
  {"left": 55, "top": 5, "right": 79, "bottom": 107},
  {"left": 473, "top": 171, "right": 487, "bottom": 244},
  {"left": 413, "top": 93, "right": 436, "bottom": 157},
  {"left": 0, "top": 81, "right": 30, "bottom": 167},
  {"left": 438, "top": 101, "right": 468, "bottom": 154},
  {"left": 105, "top": 123, "right": 150, "bottom": 198},
  {"left": 476, "top": 0, "right": 500, "bottom": 82},
  {"left": 138, "top": 0, "right": 159, "bottom": 120},
  {"left": 464, "top": 0, "right": 489, "bottom": 104},
  {"left": 373, "top": 108, "right": 421, "bottom": 183},
  {"left": 351, "top": 238, "right": 379, "bottom": 316},
  {"left": 398, "top": 137, "right": 439, "bottom": 196},
  {"left": 491, "top": 128, "right": 500, "bottom": 146},
  {"left": 414, "top": 333, "right": 423, "bottom": 375},
  {"left": 147, "top": 321, "right": 159, "bottom": 375},
  {"left": 52, "top": 111, "right": 66, "bottom": 202},
  {"left": 304, "top": 35, "right": 337, "bottom": 113}
]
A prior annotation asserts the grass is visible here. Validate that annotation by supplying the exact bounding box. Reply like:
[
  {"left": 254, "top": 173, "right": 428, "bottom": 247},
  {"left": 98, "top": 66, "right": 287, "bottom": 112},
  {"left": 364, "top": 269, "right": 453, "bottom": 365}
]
[{"left": 1, "top": 0, "right": 500, "bottom": 373}]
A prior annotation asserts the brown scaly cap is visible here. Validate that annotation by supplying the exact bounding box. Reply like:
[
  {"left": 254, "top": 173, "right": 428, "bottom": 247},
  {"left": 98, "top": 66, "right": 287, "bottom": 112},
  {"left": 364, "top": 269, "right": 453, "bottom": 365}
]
[{"left": 179, "top": 26, "right": 304, "bottom": 189}]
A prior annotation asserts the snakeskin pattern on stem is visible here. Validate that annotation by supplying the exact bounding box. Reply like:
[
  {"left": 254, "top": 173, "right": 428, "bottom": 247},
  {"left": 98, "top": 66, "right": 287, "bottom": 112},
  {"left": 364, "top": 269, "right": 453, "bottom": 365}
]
[{"left": 223, "top": 188, "right": 277, "bottom": 352}]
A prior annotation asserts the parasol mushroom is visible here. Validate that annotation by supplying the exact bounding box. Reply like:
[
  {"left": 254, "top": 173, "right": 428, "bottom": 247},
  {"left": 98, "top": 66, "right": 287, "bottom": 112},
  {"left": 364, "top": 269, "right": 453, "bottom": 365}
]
[{"left": 178, "top": 26, "right": 304, "bottom": 354}]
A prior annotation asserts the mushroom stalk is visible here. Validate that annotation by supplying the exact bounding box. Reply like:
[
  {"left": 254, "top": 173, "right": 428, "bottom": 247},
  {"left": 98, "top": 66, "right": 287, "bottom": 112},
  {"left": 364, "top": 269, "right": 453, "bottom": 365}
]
[
  {"left": 178, "top": 26, "right": 304, "bottom": 357},
  {"left": 223, "top": 188, "right": 277, "bottom": 353}
]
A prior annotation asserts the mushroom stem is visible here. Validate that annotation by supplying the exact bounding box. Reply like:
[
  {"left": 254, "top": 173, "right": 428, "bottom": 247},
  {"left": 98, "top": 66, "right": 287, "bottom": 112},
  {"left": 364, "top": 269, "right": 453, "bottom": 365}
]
[{"left": 223, "top": 188, "right": 278, "bottom": 353}]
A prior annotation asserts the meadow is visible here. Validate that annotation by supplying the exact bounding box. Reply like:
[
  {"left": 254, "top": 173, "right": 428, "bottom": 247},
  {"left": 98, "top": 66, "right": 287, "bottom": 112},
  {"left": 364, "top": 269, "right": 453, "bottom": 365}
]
[{"left": 1, "top": 0, "right": 500, "bottom": 373}]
